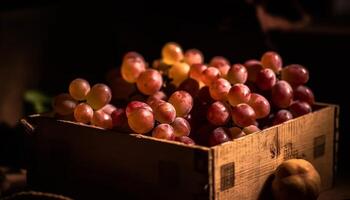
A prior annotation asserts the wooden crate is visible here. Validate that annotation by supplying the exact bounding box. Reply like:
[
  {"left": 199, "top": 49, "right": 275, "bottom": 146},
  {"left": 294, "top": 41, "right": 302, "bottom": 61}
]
[{"left": 21, "top": 103, "right": 339, "bottom": 200}]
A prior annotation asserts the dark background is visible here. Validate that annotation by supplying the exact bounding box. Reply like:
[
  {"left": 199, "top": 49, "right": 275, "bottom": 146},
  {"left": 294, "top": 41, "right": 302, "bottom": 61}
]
[{"left": 0, "top": 0, "right": 349, "bottom": 197}]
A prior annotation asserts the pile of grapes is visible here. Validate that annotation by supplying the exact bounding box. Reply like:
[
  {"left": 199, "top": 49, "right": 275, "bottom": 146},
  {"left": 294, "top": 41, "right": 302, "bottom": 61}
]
[{"left": 52, "top": 42, "right": 315, "bottom": 147}]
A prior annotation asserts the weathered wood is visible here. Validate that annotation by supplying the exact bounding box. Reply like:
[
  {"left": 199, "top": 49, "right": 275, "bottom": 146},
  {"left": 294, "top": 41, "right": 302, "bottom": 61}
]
[{"left": 22, "top": 104, "right": 338, "bottom": 200}]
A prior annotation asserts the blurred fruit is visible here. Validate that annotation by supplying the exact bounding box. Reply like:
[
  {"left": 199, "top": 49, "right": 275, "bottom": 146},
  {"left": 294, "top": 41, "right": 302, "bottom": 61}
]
[
  {"left": 171, "top": 117, "right": 191, "bottom": 137},
  {"left": 168, "top": 90, "right": 193, "bottom": 117},
  {"left": 248, "top": 93, "right": 270, "bottom": 119},
  {"left": 289, "top": 101, "right": 312, "bottom": 117},
  {"left": 136, "top": 69, "right": 163, "bottom": 95},
  {"left": 261, "top": 51, "right": 283, "bottom": 73},
  {"left": 69, "top": 78, "right": 90, "bottom": 101},
  {"left": 52, "top": 93, "right": 77, "bottom": 116},
  {"left": 294, "top": 85, "right": 315, "bottom": 106},
  {"left": 162, "top": 42, "right": 184, "bottom": 65},
  {"left": 152, "top": 123, "right": 175, "bottom": 140},
  {"left": 86, "top": 84, "right": 112, "bottom": 110},
  {"left": 271, "top": 80, "right": 293, "bottom": 109},
  {"left": 209, "top": 78, "right": 231, "bottom": 101},
  {"left": 232, "top": 103, "right": 256, "bottom": 127},
  {"left": 227, "top": 64, "right": 248, "bottom": 84},
  {"left": 273, "top": 109, "right": 293, "bottom": 125},
  {"left": 74, "top": 103, "right": 93, "bottom": 124},
  {"left": 207, "top": 101, "right": 230, "bottom": 126},
  {"left": 168, "top": 62, "right": 190, "bottom": 87},
  {"left": 281, "top": 64, "right": 309, "bottom": 86},
  {"left": 209, "top": 127, "right": 231, "bottom": 146},
  {"left": 227, "top": 84, "right": 251, "bottom": 106},
  {"left": 184, "top": 49, "right": 204, "bottom": 66}
]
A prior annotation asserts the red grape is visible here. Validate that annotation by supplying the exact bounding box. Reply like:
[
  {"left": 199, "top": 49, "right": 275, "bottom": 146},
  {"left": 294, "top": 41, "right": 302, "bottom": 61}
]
[
  {"left": 242, "top": 125, "right": 261, "bottom": 135},
  {"left": 178, "top": 78, "right": 200, "bottom": 97},
  {"left": 207, "top": 101, "right": 230, "bottom": 126},
  {"left": 152, "top": 123, "right": 175, "bottom": 140},
  {"left": 271, "top": 80, "right": 294, "bottom": 109},
  {"left": 121, "top": 56, "right": 146, "bottom": 83},
  {"left": 227, "top": 64, "right": 248, "bottom": 84},
  {"left": 209, "top": 127, "right": 231, "bottom": 146},
  {"left": 189, "top": 63, "right": 207, "bottom": 82},
  {"left": 86, "top": 83, "right": 112, "bottom": 110},
  {"left": 171, "top": 117, "right": 191, "bottom": 137},
  {"left": 261, "top": 51, "right": 283, "bottom": 73},
  {"left": 289, "top": 101, "right": 312, "bottom": 117},
  {"left": 273, "top": 109, "right": 293, "bottom": 125},
  {"left": 127, "top": 107, "right": 155, "bottom": 134},
  {"left": 162, "top": 42, "right": 184, "bottom": 65},
  {"left": 230, "top": 127, "right": 246, "bottom": 139},
  {"left": 184, "top": 49, "right": 204, "bottom": 66},
  {"left": 126, "top": 101, "right": 152, "bottom": 117},
  {"left": 244, "top": 59, "right": 263, "bottom": 82},
  {"left": 52, "top": 93, "right": 77, "bottom": 116},
  {"left": 227, "top": 84, "right": 251, "bottom": 106},
  {"left": 294, "top": 85, "right": 315, "bottom": 106},
  {"left": 201, "top": 67, "right": 221, "bottom": 86},
  {"left": 281, "top": 64, "right": 309, "bottom": 86},
  {"left": 74, "top": 103, "right": 94, "bottom": 124},
  {"left": 175, "top": 136, "right": 195, "bottom": 145},
  {"left": 209, "top": 78, "right": 231, "bottom": 101},
  {"left": 248, "top": 93, "right": 270, "bottom": 119},
  {"left": 91, "top": 110, "right": 113, "bottom": 129},
  {"left": 136, "top": 69, "right": 163, "bottom": 95},
  {"left": 209, "top": 56, "right": 230, "bottom": 77},
  {"left": 168, "top": 90, "right": 193, "bottom": 117},
  {"left": 256, "top": 68, "right": 277, "bottom": 90},
  {"left": 232, "top": 103, "right": 256, "bottom": 127},
  {"left": 154, "top": 101, "right": 176, "bottom": 124},
  {"left": 111, "top": 108, "right": 129, "bottom": 129}
]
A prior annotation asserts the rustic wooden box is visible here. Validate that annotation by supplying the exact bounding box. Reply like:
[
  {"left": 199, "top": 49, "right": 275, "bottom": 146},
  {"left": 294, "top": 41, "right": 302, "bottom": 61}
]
[{"left": 21, "top": 103, "right": 339, "bottom": 200}]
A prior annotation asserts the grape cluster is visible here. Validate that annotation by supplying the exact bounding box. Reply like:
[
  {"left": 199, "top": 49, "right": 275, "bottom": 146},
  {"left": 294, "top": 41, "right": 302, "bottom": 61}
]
[
  {"left": 52, "top": 42, "right": 315, "bottom": 147},
  {"left": 52, "top": 79, "right": 114, "bottom": 129}
]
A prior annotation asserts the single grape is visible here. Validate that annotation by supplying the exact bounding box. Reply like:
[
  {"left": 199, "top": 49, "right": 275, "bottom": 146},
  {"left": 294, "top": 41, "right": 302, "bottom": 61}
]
[
  {"left": 248, "top": 93, "right": 270, "bottom": 119},
  {"left": 126, "top": 101, "right": 152, "bottom": 117},
  {"left": 273, "top": 109, "right": 293, "bottom": 125},
  {"left": 127, "top": 107, "right": 155, "bottom": 134},
  {"left": 227, "top": 84, "right": 251, "bottom": 106},
  {"left": 227, "top": 64, "right": 248, "bottom": 84},
  {"left": 136, "top": 69, "right": 163, "bottom": 95},
  {"left": 209, "top": 56, "right": 230, "bottom": 77},
  {"left": 171, "top": 117, "right": 191, "bottom": 137},
  {"left": 232, "top": 103, "right": 257, "bottom": 127},
  {"left": 261, "top": 51, "right": 283, "bottom": 73},
  {"left": 168, "top": 90, "right": 193, "bottom": 117},
  {"left": 74, "top": 103, "right": 94, "bottom": 124},
  {"left": 201, "top": 67, "right": 221, "bottom": 86},
  {"left": 175, "top": 136, "right": 195, "bottom": 145},
  {"left": 86, "top": 83, "right": 112, "bottom": 110},
  {"left": 209, "top": 78, "right": 231, "bottom": 101},
  {"left": 271, "top": 80, "right": 293, "bottom": 109},
  {"left": 52, "top": 93, "right": 78, "bottom": 116},
  {"left": 184, "top": 49, "right": 204, "bottom": 66},
  {"left": 91, "top": 110, "right": 113, "bottom": 129},
  {"left": 189, "top": 63, "right": 207, "bottom": 82},
  {"left": 256, "top": 68, "right": 277, "bottom": 90},
  {"left": 289, "top": 101, "right": 312, "bottom": 118},
  {"left": 69, "top": 78, "right": 91, "bottom": 101},
  {"left": 168, "top": 62, "right": 190, "bottom": 87},
  {"left": 209, "top": 127, "right": 231, "bottom": 146},
  {"left": 162, "top": 42, "right": 184, "bottom": 65},
  {"left": 154, "top": 101, "right": 176, "bottom": 124},
  {"left": 121, "top": 56, "right": 146, "bottom": 83},
  {"left": 207, "top": 101, "right": 230, "bottom": 126},
  {"left": 242, "top": 125, "right": 261, "bottom": 135},
  {"left": 122, "top": 51, "right": 145, "bottom": 62},
  {"left": 294, "top": 85, "right": 315, "bottom": 106},
  {"left": 281, "top": 64, "right": 309, "bottom": 86},
  {"left": 152, "top": 123, "right": 175, "bottom": 140}
]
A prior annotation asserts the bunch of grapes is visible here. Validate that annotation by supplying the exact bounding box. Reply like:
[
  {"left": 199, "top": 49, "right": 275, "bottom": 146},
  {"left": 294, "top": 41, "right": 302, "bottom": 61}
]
[
  {"left": 52, "top": 41, "right": 315, "bottom": 147},
  {"left": 52, "top": 78, "right": 114, "bottom": 129}
]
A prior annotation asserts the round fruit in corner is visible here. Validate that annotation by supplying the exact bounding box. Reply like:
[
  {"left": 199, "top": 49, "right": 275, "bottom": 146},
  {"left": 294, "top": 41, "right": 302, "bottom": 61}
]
[{"left": 272, "top": 159, "right": 321, "bottom": 200}]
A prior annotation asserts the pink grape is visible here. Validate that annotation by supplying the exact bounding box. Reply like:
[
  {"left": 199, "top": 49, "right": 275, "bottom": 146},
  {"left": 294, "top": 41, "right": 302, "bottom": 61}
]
[
  {"left": 227, "top": 64, "right": 248, "bottom": 84},
  {"left": 209, "top": 127, "right": 231, "bottom": 146},
  {"left": 91, "top": 110, "right": 113, "bottom": 129},
  {"left": 136, "top": 69, "right": 163, "bottom": 95},
  {"left": 189, "top": 63, "right": 207, "bottom": 82},
  {"left": 126, "top": 101, "right": 152, "bottom": 117},
  {"left": 261, "top": 51, "right": 283, "bottom": 73},
  {"left": 184, "top": 49, "right": 204, "bottom": 66},
  {"left": 161, "top": 42, "right": 184, "bottom": 65},
  {"left": 171, "top": 117, "right": 191, "bottom": 137},
  {"left": 248, "top": 93, "right": 270, "bottom": 119},
  {"left": 273, "top": 109, "right": 293, "bottom": 125},
  {"left": 153, "top": 101, "right": 176, "bottom": 124},
  {"left": 294, "top": 85, "right": 315, "bottom": 106},
  {"left": 86, "top": 83, "right": 112, "bottom": 110},
  {"left": 209, "top": 78, "right": 231, "bottom": 101},
  {"left": 152, "top": 124, "right": 175, "bottom": 140},
  {"left": 227, "top": 84, "right": 251, "bottom": 106},
  {"left": 271, "top": 80, "right": 293, "bottom": 108},
  {"left": 121, "top": 56, "right": 146, "bottom": 83},
  {"left": 74, "top": 103, "right": 94, "bottom": 124},
  {"left": 175, "top": 136, "right": 195, "bottom": 145},
  {"left": 281, "top": 64, "right": 309, "bottom": 86},
  {"left": 52, "top": 93, "right": 77, "bottom": 116},
  {"left": 209, "top": 56, "right": 230, "bottom": 77},
  {"left": 127, "top": 107, "right": 155, "bottom": 134},
  {"left": 289, "top": 101, "right": 312, "bottom": 118},
  {"left": 201, "top": 67, "right": 221, "bottom": 86},
  {"left": 242, "top": 125, "right": 261, "bottom": 135},
  {"left": 256, "top": 68, "right": 277, "bottom": 90},
  {"left": 168, "top": 90, "right": 193, "bottom": 117},
  {"left": 69, "top": 78, "right": 91, "bottom": 101},
  {"left": 232, "top": 103, "right": 257, "bottom": 127},
  {"left": 207, "top": 101, "right": 230, "bottom": 126}
]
